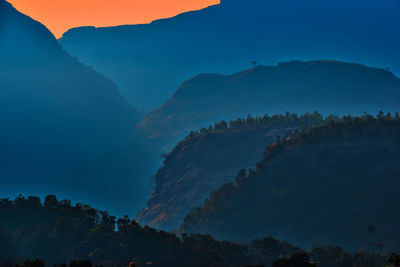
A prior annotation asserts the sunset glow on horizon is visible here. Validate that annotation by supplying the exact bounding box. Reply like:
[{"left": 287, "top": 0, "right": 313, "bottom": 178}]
[{"left": 7, "top": 0, "right": 220, "bottom": 38}]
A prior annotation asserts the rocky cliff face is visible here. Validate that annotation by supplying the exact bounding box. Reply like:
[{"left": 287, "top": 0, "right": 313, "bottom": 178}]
[{"left": 137, "top": 125, "right": 295, "bottom": 230}]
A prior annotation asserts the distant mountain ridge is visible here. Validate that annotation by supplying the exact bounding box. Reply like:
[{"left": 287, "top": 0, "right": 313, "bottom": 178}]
[
  {"left": 60, "top": 0, "right": 400, "bottom": 110},
  {"left": 139, "top": 60, "right": 400, "bottom": 145}
]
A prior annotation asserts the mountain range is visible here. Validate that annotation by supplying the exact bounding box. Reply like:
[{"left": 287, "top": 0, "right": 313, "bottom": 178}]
[
  {"left": 2, "top": 0, "right": 400, "bottom": 237},
  {"left": 59, "top": 0, "right": 400, "bottom": 110}
]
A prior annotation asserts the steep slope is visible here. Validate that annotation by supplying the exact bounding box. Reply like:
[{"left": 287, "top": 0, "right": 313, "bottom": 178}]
[
  {"left": 59, "top": 0, "right": 400, "bottom": 110},
  {"left": 0, "top": 0, "right": 153, "bottom": 215},
  {"left": 180, "top": 117, "right": 400, "bottom": 252},
  {"left": 139, "top": 60, "right": 400, "bottom": 142},
  {"left": 137, "top": 113, "right": 327, "bottom": 230}
]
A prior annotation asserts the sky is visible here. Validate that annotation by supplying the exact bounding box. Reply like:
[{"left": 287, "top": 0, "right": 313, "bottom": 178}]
[{"left": 7, "top": 0, "right": 220, "bottom": 38}]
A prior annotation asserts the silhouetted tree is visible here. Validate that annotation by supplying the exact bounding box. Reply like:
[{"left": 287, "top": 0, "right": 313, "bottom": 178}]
[
  {"left": 117, "top": 215, "right": 131, "bottom": 230},
  {"left": 235, "top": 168, "right": 248, "bottom": 186},
  {"left": 214, "top": 120, "right": 228, "bottom": 130},
  {"left": 44, "top": 195, "right": 58, "bottom": 209},
  {"left": 272, "top": 253, "right": 316, "bottom": 267}
]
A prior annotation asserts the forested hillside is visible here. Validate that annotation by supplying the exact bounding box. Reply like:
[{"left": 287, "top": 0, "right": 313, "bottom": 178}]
[
  {"left": 137, "top": 112, "right": 328, "bottom": 230},
  {"left": 180, "top": 114, "right": 400, "bottom": 253}
]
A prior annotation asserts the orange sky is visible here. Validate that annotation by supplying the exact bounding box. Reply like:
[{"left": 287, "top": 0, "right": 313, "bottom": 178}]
[{"left": 7, "top": 0, "right": 220, "bottom": 38}]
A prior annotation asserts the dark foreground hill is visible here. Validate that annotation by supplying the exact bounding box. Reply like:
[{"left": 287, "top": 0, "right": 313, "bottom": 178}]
[
  {"left": 0, "top": 195, "right": 387, "bottom": 267},
  {"left": 59, "top": 0, "right": 400, "bottom": 110},
  {"left": 137, "top": 112, "right": 327, "bottom": 230},
  {"left": 180, "top": 115, "right": 400, "bottom": 252},
  {"left": 0, "top": 0, "right": 155, "bottom": 215},
  {"left": 139, "top": 60, "right": 400, "bottom": 143}
]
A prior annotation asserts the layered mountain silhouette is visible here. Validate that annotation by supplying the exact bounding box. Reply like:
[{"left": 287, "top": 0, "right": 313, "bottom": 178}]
[
  {"left": 139, "top": 60, "right": 400, "bottom": 144},
  {"left": 0, "top": 0, "right": 155, "bottom": 215},
  {"left": 60, "top": 0, "right": 400, "bottom": 110},
  {"left": 180, "top": 118, "right": 400, "bottom": 252}
]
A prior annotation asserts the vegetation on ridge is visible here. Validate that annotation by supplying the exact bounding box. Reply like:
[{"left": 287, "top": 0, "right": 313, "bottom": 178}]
[{"left": 180, "top": 113, "right": 400, "bottom": 252}]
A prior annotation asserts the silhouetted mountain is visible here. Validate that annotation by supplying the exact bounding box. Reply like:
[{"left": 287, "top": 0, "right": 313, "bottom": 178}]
[
  {"left": 0, "top": 195, "right": 386, "bottom": 267},
  {"left": 139, "top": 60, "right": 400, "bottom": 144},
  {"left": 180, "top": 116, "right": 400, "bottom": 252},
  {"left": 137, "top": 112, "right": 328, "bottom": 230},
  {"left": 0, "top": 0, "right": 155, "bottom": 215},
  {"left": 59, "top": 0, "right": 400, "bottom": 110}
]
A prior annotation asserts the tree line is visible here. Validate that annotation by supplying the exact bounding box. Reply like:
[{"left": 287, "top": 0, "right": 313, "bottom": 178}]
[
  {"left": 184, "top": 111, "right": 400, "bottom": 141},
  {"left": 0, "top": 195, "right": 392, "bottom": 267}
]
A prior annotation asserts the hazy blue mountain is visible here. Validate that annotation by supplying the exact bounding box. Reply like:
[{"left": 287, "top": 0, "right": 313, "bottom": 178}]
[
  {"left": 180, "top": 118, "right": 400, "bottom": 252},
  {"left": 59, "top": 0, "right": 400, "bottom": 110},
  {"left": 139, "top": 60, "right": 400, "bottom": 145},
  {"left": 0, "top": 0, "right": 156, "bottom": 216}
]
